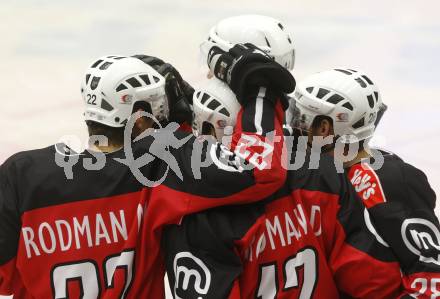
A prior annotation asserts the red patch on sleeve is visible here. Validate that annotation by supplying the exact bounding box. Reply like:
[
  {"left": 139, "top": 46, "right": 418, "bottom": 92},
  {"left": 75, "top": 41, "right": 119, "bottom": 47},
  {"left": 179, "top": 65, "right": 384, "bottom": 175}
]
[{"left": 347, "top": 163, "right": 387, "bottom": 209}]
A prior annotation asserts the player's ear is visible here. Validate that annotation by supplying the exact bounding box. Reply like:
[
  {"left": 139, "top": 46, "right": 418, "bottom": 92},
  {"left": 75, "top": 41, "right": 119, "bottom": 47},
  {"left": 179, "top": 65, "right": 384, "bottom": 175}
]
[
  {"left": 320, "top": 118, "right": 333, "bottom": 137},
  {"left": 133, "top": 108, "right": 154, "bottom": 135},
  {"left": 134, "top": 108, "right": 144, "bottom": 129}
]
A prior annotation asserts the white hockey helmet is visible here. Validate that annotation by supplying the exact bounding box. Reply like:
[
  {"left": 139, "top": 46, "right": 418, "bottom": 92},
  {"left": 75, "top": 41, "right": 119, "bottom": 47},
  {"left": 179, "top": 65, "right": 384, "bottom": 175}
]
[
  {"left": 291, "top": 68, "right": 383, "bottom": 143},
  {"left": 192, "top": 78, "right": 240, "bottom": 140},
  {"left": 200, "top": 15, "right": 295, "bottom": 70},
  {"left": 81, "top": 55, "right": 168, "bottom": 127}
]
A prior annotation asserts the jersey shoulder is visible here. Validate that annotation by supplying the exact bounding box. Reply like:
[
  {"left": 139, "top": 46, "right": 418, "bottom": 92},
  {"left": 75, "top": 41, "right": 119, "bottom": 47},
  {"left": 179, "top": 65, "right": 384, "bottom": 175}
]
[
  {"left": 347, "top": 162, "right": 388, "bottom": 209},
  {"left": 288, "top": 152, "right": 344, "bottom": 196},
  {"left": 382, "top": 153, "right": 436, "bottom": 210},
  {"left": 349, "top": 150, "right": 436, "bottom": 211},
  {"left": 1, "top": 145, "right": 56, "bottom": 175}
]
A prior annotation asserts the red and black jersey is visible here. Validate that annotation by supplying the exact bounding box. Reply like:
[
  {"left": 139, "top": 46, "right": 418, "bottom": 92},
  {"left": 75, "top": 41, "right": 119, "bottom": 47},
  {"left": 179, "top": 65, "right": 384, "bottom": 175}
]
[
  {"left": 346, "top": 149, "right": 440, "bottom": 298},
  {"left": 162, "top": 153, "right": 404, "bottom": 299},
  {"left": 0, "top": 87, "right": 287, "bottom": 298}
]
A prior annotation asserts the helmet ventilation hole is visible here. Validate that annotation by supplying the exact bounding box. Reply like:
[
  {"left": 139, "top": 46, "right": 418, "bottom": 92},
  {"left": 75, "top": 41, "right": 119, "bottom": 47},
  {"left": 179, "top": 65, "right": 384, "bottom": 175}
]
[
  {"left": 91, "top": 60, "right": 103, "bottom": 68},
  {"left": 355, "top": 77, "right": 367, "bottom": 88},
  {"left": 99, "top": 62, "right": 113, "bottom": 70},
  {"left": 342, "top": 102, "right": 354, "bottom": 111},
  {"left": 218, "top": 107, "right": 230, "bottom": 117},
  {"left": 327, "top": 94, "right": 344, "bottom": 104},
  {"left": 90, "top": 77, "right": 101, "bottom": 90},
  {"left": 316, "top": 88, "right": 330, "bottom": 99},
  {"left": 352, "top": 117, "right": 365, "bottom": 129},
  {"left": 206, "top": 99, "right": 221, "bottom": 110},
  {"left": 116, "top": 83, "right": 128, "bottom": 92},
  {"left": 374, "top": 92, "right": 379, "bottom": 102},
  {"left": 334, "top": 69, "right": 353, "bottom": 75},
  {"left": 200, "top": 93, "right": 210, "bottom": 104},
  {"left": 367, "top": 95, "right": 375, "bottom": 108},
  {"left": 126, "top": 77, "right": 142, "bottom": 88},
  {"left": 101, "top": 99, "right": 114, "bottom": 112},
  {"left": 140, "top": 74, "right": 151, "bottom": 85},
  {"left": 361, "top": 75, "right": 373, "bottom": 85}
]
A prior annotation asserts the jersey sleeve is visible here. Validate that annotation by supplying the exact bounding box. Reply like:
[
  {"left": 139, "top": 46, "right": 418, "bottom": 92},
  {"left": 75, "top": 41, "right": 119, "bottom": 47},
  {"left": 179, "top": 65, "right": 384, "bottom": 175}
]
[
  {"left": 330, "top": 175, "right": 403, "bottom": 299},
  {"left": 350, "top": 160, "right": 440, "bottom": 297},
  {"left": 0, "top": 159, "right": 20, "bottom": 295},
  {"left": 369, "top": 202, "right": 440, "bottom": 298},
  {"left": 153, "top": 87, "right": 286, "bottom": 219}
]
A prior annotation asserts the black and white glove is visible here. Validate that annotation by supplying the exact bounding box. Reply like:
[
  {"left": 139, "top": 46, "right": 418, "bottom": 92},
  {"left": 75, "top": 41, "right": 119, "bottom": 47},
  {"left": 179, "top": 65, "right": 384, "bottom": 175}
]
[
  {"left": 133, "top": 54, "right": 194, "bottom": 124},
  {"left": 207, "top": 44, "right": 295, "bottom": 107}
]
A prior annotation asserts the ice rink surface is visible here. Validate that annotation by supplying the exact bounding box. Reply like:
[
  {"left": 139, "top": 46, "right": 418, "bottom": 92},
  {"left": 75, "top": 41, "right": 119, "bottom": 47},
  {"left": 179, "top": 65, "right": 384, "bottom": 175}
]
[{"left": 1, "top": 0, "right": 440, "bottom": 297}]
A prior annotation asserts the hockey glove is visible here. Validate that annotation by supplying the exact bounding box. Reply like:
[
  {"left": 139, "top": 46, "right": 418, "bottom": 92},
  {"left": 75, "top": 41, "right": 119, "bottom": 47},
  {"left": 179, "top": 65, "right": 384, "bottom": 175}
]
[
  {"left": 207, "top": 44, "right": 295, "bottom": 108},
  {"left": 133, "top": 54, "right": 194, "bottom": 124}
]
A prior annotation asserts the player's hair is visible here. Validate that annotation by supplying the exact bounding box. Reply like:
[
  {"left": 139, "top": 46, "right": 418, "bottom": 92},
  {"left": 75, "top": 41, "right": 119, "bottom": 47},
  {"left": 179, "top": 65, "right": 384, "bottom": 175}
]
[
  {"left": 201, "top": 122, "right": 216, "bottom": 137},
  {"left": 311, "top": 115, "right": 365, "bottom": 150},
  {"left": 311, "top": 115, "right": 333, "bottom": 130},
  {"left": 86, "top": 101, "right": 152, "bottom": 147}
]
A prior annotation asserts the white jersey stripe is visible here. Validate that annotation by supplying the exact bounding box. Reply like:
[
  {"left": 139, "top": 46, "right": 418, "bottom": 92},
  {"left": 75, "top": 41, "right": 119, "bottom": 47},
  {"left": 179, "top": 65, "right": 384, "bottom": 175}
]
[{"left": 254, "top": 87, "right": 266, "bottom": 135}]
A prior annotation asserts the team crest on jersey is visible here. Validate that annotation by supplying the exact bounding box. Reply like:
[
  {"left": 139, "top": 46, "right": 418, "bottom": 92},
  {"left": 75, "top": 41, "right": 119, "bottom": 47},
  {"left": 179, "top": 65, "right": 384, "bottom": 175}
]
[
  {"left": 173, "top": 252, "right": 211, "bottom": 299},
  {"left": 348, "top": 162, "right": 387, "bottom": 208},
  {"left": 402, "top": 218, "right": 440, "bottom": 265}
]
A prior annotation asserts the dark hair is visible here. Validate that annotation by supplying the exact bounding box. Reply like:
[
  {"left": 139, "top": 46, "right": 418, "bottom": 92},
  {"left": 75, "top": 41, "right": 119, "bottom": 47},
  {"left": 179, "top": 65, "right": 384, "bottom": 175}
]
[
  {"left": 86, "top": 101, "right": 152, "bottom": 147},
  {"left": 201, "top": 122, "right": 215, "bottom": 137},
  {"left": 311, "top": 115, "right": 365, "bottom": 151},
  {"left": 86, "top": 120, "right": 125, "bottom": 146},
  {"left": 311, "top": 115, "right": 333, "bottom": 130}
]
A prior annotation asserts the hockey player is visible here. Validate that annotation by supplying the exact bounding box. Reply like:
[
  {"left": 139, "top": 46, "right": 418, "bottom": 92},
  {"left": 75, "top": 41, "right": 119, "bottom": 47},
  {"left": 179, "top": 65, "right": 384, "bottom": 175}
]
[
  {"left": 291, "top": 68, "right": 440, "bottom": 297},
  {"left": 0, "top": 48, "right": 294, "bottom": 298},
  {"left": 162, "top": 46, "right": 408, "bottom": 298}
]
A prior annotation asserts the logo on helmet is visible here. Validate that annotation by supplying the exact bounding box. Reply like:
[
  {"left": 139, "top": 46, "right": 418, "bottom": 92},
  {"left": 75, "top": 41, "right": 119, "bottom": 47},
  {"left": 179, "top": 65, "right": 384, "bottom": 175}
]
[
  {"left": 217, "top": 119, "right": 227, "bottom": 128},
  {"left": 121, "top": 94, "right": 133, "bottom": 104},
  {"left": 336, "top": 113, "right": 349, "bottom": 122}
]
